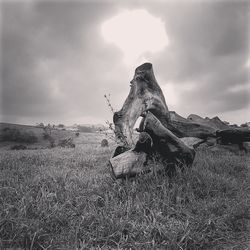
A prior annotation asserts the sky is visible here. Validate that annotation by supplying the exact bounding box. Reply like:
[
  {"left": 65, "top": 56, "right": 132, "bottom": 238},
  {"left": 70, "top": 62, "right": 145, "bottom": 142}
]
[{"left": 0, "top": 0, "right": 249, "bottom": 126}]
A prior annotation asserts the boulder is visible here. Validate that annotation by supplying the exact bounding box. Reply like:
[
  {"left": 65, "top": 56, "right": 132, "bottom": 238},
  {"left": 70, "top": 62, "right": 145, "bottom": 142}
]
[{"left": 101, "top": 139, "right": 109, "bottom": 147}]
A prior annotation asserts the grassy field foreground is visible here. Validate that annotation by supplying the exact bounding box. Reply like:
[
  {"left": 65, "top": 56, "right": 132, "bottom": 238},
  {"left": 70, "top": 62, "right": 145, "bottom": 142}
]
[{"left": 0, "top": 133, "right": 250, "bottom": 249}]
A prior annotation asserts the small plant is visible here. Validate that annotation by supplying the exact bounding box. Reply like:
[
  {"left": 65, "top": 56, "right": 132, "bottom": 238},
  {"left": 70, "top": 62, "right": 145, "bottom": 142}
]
[
  {"left": 104, "top": 94, "right": 115, "bottom": 114},
  {"left": 42, "top": 124, "right": 55, "bottom": 148},
  {"left": 104, "top": 94, "right": 129, "bottom": 147}
]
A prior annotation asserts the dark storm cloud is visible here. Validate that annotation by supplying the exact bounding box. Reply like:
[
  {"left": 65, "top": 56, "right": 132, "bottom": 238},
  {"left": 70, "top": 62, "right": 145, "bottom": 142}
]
[{"left": 1, "top": 0, "right": 249, "bottom": 124}]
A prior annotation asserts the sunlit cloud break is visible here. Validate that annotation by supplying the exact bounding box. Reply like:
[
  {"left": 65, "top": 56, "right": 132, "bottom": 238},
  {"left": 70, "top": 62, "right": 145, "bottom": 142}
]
[{"left": 101, "top": 9, "right": 169, "bottom": 65}]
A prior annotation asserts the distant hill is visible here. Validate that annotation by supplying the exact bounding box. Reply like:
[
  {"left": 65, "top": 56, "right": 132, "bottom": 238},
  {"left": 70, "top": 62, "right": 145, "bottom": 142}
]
[{"left": 0, "top": 122, "right": 105, "bottom": 150}]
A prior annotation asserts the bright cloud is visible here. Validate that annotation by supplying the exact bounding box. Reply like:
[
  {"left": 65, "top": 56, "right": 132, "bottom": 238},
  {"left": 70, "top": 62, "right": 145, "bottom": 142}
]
[{"left": 101, "top": 9, "right": 168, "bottom": 65}]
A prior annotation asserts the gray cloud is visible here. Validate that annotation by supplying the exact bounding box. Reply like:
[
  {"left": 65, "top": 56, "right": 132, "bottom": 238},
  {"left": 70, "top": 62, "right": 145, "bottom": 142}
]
[
  {"left": 144, "top": 1, "right": 249, "bottom": 119},
  {"left": 1, "top": 1, "right": 129, "bottom": 124},
  {"left": 1, "top": 0, "right": 249, "bottom": 125}
]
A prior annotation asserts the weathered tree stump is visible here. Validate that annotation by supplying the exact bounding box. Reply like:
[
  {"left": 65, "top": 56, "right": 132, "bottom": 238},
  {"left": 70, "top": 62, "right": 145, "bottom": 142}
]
[
  {"left": 109, "top": 62, "right": 250, "bottom": 178},
  {"left": 109, "top": 62, "right": 198, "bottom": 178},
  {"left": 113, "top": 62, "right": 170, "bottom": 145}
]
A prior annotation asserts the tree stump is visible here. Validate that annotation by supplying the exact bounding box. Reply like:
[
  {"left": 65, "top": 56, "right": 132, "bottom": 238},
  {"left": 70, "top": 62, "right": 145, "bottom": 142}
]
[
  {"left": 109, "top": 111, "right": 195, "bottom": 178},
  {"left": 109, "top": 62, "right": 250, "bottom": 178},
  {"left": 109, "top": 63, "right": 196, "bottom": 178}
]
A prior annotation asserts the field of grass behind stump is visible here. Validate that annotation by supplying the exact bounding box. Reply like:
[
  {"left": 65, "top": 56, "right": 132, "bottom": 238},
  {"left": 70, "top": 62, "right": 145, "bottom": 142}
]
[{"left": 0, "top": 133, "right": 250, "bottom": 249}]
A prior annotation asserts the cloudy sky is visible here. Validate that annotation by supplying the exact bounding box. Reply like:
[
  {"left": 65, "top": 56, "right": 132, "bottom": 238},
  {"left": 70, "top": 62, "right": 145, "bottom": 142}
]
[{"left": 1, "top": 0, "right": 249, "bottom": 126}]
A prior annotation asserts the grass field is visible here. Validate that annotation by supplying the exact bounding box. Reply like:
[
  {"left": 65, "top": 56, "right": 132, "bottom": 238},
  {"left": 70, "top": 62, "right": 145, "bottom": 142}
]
[{"left": 0, "top": 129, "right": 250, "bottom": 249}]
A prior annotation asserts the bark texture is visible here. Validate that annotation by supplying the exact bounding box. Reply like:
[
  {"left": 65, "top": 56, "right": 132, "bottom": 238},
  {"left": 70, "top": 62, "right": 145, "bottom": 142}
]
[
  {"left": 113, "top": 63, "right": 217, "bottom": 145},
  {"left": 110, "top": 63, "right": 197, "bottom": 178},
  {"left": 109, "top": 62, "right": 250, "bottom": 178},
  {"left": 113, "top": 63, "right": 170, "bottom": 145},
  {"left": 110, "top": 111, "right": 195, "bottom": 178}
]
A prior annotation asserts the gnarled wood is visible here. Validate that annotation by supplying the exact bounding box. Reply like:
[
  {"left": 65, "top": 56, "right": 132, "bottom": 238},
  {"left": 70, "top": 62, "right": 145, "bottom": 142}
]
[
  {"left": 109, "top": 150, "right": 147, "bottom": 179},
  {"left": 180, "top": 137, "right": 205, "bottom": 149},
  {"left": 113, "top": 63, "right": 170, "bottom": 145},
  {"left": 143, "top": 112, "right": 195, "bottom": 166},
  {"left": 188, "top": 114, "right": 229, "bottom": 130},
  {"left": 110, "top": 63, "right": 198, "bottom": 179},
  {"left": 169, "top": 111, "right": 218, "bottom": 139},
  {"left": 109, "top": 132, "right": 153, "bottom": 178},
  {"left": 114, "top": 63, "right": 221, "bottom": 144},
  {"left": 170, "top": 120, "right": 216, "bottom": 139},
  {"left": 216, "top": 128, "right": 250, "bottom": 152},
  {"left": 109, "top": 62, "right": 250, "bottom": 179},
  {"left": 109, "top": 113, "right": 195, "bottom": 178},
  {"left": 216, "top": 128, "right": 250, "bottom": 144}
]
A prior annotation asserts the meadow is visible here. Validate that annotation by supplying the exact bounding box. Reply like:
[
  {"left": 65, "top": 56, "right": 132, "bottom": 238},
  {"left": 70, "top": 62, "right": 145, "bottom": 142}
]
[{"left": 0, "top": 130, "right": 250, "bottom": 249}]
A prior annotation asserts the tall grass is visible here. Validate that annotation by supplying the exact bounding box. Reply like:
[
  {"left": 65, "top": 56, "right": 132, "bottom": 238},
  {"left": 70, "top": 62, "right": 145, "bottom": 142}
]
[{"left": 0, "top": 139, "right": 249, "bottom": 249}]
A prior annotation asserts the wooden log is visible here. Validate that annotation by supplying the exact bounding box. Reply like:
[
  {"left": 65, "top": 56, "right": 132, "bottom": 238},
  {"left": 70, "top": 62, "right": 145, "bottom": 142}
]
[
  {"left": 143, "top": 111, "right": 195, "bottom": 166},
  {"left": 169, "top": 111, "right": 218, "bottom": 139},
  {"left": 216, "top": 128, "right": 250, "bottom": 144},
  {"left": 170, "top": 120, "right": 216, "bottom": 139},
  {"left": 109, "top": 132, "right": 153, "bottom": 178},
  {"left": 112, "top": 145, "right": 130, "bottom": 157},
  {"left": 133, "top": 132, "right": 153, "bottom": 153},
  {"left": 110, "top": 113, "right": 196, "bottom": 179},
  {"left": 109, "top": 150, "right": 147, "bottom": 179},
  {"left": 216, "top": 128, "right": 250, "bottom": 153}
]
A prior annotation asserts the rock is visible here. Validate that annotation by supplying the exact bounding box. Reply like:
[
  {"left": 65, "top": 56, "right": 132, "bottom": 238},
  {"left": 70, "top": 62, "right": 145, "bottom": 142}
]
[{"left": 101, "top": 139, "right": 109, "bottom": 147}]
